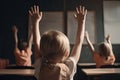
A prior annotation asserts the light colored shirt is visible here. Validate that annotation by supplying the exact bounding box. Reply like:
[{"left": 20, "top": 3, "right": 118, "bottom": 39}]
[{"left": 34, "top": 57, "right": 76, "bottom": 80}]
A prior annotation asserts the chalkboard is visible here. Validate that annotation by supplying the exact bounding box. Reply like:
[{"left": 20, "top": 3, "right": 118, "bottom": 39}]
[
  {"left": 39, "top": 12, "right": 64, "bottom": 34},
  {"left": 67, "top": 11, "right": 96, "bottom": 44}
]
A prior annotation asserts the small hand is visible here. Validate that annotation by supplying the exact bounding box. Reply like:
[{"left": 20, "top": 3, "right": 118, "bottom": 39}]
[
  {"left": 12, "top": 25, "right": 18, "bottom": 33},
  {"left": 29, "top": 5, "right": 42, "bottom": 23},
  {"left": 106, "top": 34, "right": 110, "bottom": 42},
  {"left": 74, "top": 6, "right": 87, "bottom": 23}
]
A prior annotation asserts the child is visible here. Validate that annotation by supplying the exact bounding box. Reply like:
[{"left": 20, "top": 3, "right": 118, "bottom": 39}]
[
  {"left": 29, "top": 5, "right": 87, "bottom": 80},
  {"left": 12, "top": 23, "right": 33, "bottom": 66},
  {"left": 85, "top": 31, "right": 115, "bottom": 68},
  {"left": 0, "top": 58, "right": 9, "bottom": 69}
]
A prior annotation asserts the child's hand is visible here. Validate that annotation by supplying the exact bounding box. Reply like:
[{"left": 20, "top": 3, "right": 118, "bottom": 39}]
[
  {"left": 106, "top": 34, "right": 110, "bottom": 42},
  {"left": 74, "top": 6, "right": 87, "bottom": 24},
  {"left": 12, "top": 25, "right": 18, "bottom": 33},
  {"left": 29, "top": 5, "right": 42, "bottom": 24}
]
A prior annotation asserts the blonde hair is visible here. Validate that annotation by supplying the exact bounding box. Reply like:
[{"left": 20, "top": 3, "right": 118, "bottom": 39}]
[
  {"left": 40, "top": 30, "right": 70, "bottom": 62},
  {"left": 98, "top": 42, "right": 111, "bottom": 60}
]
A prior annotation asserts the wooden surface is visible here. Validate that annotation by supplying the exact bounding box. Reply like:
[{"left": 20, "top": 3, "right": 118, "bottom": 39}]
[
  {"left": 0, "top": 69, "right": 35, "bottom": 76},
  {"left": 82, "top": 68, "right": 120, "bottom": 76},
  {"left": 78, "top": 63, "right": 96, "bottom": 66}
]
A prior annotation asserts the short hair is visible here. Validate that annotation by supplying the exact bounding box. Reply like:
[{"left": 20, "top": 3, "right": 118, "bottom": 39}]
[
  {"left": 40, "top": 30, "right": 70, "bottom": 61},
  {"left": 98, "top": 42, "right": 111, "bottom": 60},
  {"left": 19, "top": 40, "right": 28, "bottom": 50}
]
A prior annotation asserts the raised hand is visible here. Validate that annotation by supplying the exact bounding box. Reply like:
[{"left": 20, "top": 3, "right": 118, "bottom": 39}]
[
  {"left": 12, "top": 25, "right": 18, "bottom": 33},
  {"left": 74, "top": 6, "right": 87, "bottom": 24},
  {"left": 29, "top": 5, "right": 42, "bottom": 24},
  {"left": 70, "top": 5, "right": 87, "bottom": 64},
  {"left": 29, "top": 5, "right": 42, "bottom": 59},
  {"left": 106, "top": 34, "right": 110, "bottom": 42}
]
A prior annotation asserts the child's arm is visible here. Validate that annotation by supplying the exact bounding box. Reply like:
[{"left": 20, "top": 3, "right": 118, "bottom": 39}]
[
  {"left": 85, "top": 31, "right": 95, "bottom": 55},
  {"left": 106, "top": 34, "right": 115, "bottom": 61},
  {"left": 27, "top": 12, "right": 33, "bottom": 50},
  {"left": 12, "top": 25, "right": 20, "bottom": 53},
  {"left": 106, "top": 34, "right": 112, "bottom": 49},
  {"left": 70, "top": 6, "right": 87, "bottom": 64},
  {"left": 29, "top": 5, "right": 42, "bottom": 60}
]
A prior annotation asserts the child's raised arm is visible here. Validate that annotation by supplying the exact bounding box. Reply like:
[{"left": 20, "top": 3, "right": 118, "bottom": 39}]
[
  {"left": 12, "top": 25, "right": 19, "bottom": 51},
  {"left": 29, "top": 5, "right": 42, "bottom": 60},
  {"left": 106, "top": 34, "right": 112, "bottom": 49},
  {"left": 27, "top": 12, "right": 33, "bottom": 50},
  {"left": 106, "top": 34, "right": 115, "bottom": 60},
  {"left": 70, "top": 6, "right": 87, "bottom": 64},
  {"left": 85, "top": 31, "right": 95, "bottom": 55}
]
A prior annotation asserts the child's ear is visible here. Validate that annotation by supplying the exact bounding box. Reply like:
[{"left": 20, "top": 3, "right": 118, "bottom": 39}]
[
  {"left": 64, "top": 51, "right": 69, "bottom": 57},
  {"left": 61, "top": 51, "right": 69, "bottom": 62}
]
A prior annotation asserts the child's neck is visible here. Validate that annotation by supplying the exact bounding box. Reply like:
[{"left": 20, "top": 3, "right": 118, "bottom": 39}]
[{"left": 43, "top": 59, "right": 60, "bottom": 64}]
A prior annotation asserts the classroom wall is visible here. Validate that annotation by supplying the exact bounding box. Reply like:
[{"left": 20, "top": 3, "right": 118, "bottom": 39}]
[{"left": 0, "top": 0, "right": 120, "bottom": 64}]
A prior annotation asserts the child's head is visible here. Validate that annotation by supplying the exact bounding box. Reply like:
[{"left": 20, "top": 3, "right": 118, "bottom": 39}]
[
  {"left": 19, "top": 40, "right": 28, "bottom": 50},
  {"left": 40, "top": 30, "right": 70, "bottom": 63},
  {"left": 98, "top": 42, "right": 111, "bottom": 60}
]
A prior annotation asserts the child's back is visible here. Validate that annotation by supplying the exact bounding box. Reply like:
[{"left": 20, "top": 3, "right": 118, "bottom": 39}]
[
  {"left": 34, "top": 30, "right": 76, "bottom": 80},
  {"left": 37, "top": 60, "right": 74, "bottom": 80}
]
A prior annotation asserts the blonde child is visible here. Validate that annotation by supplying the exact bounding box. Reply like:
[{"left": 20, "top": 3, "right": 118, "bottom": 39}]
[
  {"left": 85, "top": 31, "right": 115, "bottom": 68},
  {"left": 29, "top": 5, "right": 87, "bottom": 80}
]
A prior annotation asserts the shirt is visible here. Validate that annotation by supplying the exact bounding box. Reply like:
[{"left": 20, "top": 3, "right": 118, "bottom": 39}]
[{"left": 34, "top": 57, "right": 76, "bottom": 80}]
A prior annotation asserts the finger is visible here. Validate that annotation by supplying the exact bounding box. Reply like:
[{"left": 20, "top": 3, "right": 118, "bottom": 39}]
[
  {"left": 76, "top": 7, "right": 79, "bottom": 14},
  {"left": 34, "top": 5, "right": 37, "bottom": 13},
  {"left": 29, "top": 10, "right": 32, "bottom": 16},
  {"left": 82, "top": 6, "right": 85, "bottom": 14},
  {"left": 39, "top": 12, "right": 42, "bottom": 17},
  {"left": 84, "top": 9, "right": 87, "bottom": 16},
  {"left": 31, "top": 7, "right": 34, "bottom": 14},
  {"left": 73, "top": 12, "right": 77, "bottom": 18},
  {"left": 79, "top": 6, "right": 82, "bottom": 12},
  {"left": 37, "top": 6, "right": 39, "bottom": 13}
]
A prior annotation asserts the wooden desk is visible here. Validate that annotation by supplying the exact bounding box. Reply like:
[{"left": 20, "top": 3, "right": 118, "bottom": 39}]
[
  {"left": 82, "top": 68, "right": 120, "bottom": 76},
  {"left": 78, "top": 63, "right": 96, "bottom": 66},
  {"left": 78, "top": 63, "right": 120, "bottom": 68},
  {"left": 78, "top": 63, "right": 120, "bottom": 66},
  {"left": 0, "top": 69, "right": 35, "bottom": 76},
  {"left": 82, "top": 68, "right": 120, "bottom": 80},
  {"left": 77, "top": 63, "right": 96, "bottom": 68}
]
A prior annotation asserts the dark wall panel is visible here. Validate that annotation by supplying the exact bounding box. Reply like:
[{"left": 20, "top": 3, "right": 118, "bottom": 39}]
[{"left": 0, "top": 0, "right": 119, "bottom": 64}]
